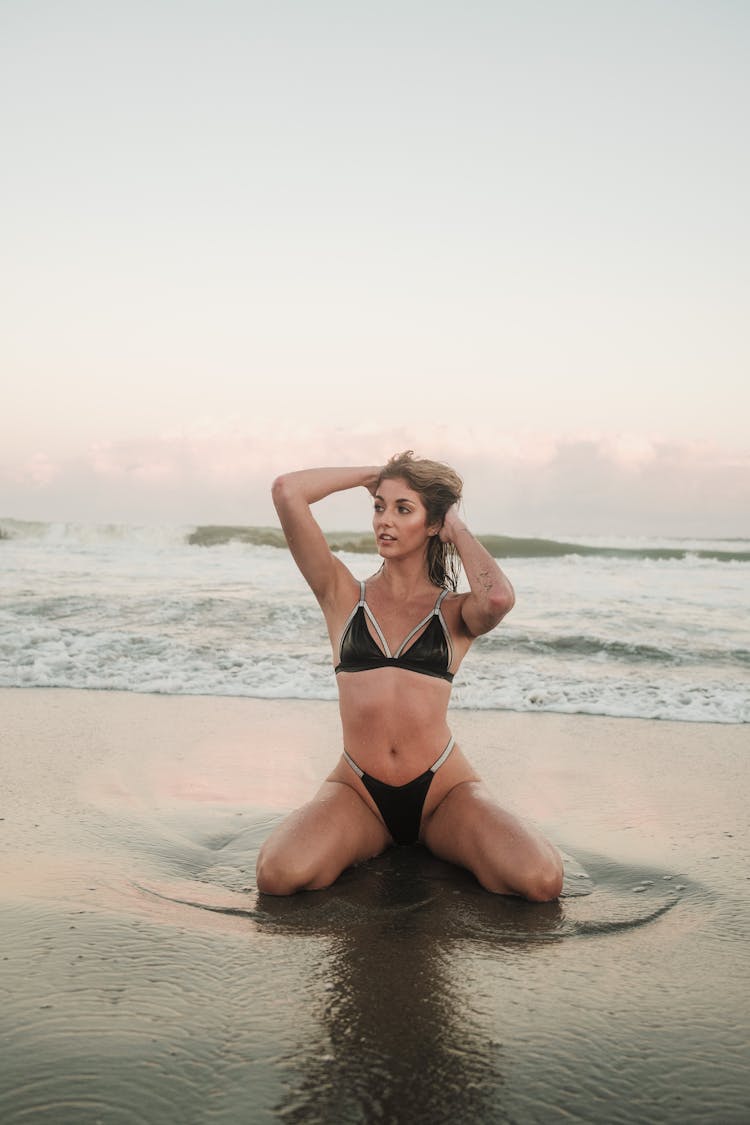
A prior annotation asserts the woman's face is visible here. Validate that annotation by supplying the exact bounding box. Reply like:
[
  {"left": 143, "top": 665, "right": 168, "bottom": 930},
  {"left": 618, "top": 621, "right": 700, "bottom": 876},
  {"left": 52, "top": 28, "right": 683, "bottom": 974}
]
[{"left": 372, "top": 476, "right": 438, "bottom": 560}]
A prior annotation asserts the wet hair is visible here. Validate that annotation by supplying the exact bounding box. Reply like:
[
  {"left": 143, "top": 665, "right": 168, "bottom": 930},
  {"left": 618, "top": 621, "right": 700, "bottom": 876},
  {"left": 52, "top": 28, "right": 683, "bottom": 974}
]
[{"left": 377, "top": 450, "right": 463, "bottom": 590}]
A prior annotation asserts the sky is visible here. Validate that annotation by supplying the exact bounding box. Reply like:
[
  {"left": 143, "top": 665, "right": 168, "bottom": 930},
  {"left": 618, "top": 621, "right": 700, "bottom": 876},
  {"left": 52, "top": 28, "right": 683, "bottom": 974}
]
[{"left": 2, "top": 0, "right": 748, "bottom": 537}]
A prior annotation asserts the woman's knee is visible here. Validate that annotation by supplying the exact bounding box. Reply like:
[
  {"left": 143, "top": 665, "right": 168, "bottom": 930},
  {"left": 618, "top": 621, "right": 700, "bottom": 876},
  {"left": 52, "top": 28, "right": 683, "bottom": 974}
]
[
  {"left": 256, "top": 843, "right": 304, "bottom": 896},
  {"left": 510, "top": 849, "right": 564, "bottom": 902},
  {"left": 256, "top": 853, "right": 297, "bottom": 896},
  {"left": 255, "top": 786, "right": 387, "bottom": 895},
  {"left": 522, "top": 860, "right": 564, "bottom": 902},
  {"left": 479, "top": 845, "right": 564, "bottom": 902},
  {"left": 255, "top": 839, "right": 339, "bottom": 896}
]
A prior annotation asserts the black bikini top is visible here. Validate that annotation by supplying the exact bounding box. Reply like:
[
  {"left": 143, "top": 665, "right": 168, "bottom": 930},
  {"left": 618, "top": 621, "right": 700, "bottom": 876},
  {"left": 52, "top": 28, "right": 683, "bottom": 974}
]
[{"left": 335, "top": 581, "right": 454, "bottom": 683}]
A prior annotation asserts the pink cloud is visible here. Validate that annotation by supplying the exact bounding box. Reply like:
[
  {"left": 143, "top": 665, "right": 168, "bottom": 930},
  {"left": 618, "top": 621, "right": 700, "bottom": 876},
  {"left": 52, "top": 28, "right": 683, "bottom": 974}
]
[
  {"left": 1, "top": 425, "right": 747, "bottom": 536},
  {"left": 10, "top": 453, "right": 61, "bottom": 488}
]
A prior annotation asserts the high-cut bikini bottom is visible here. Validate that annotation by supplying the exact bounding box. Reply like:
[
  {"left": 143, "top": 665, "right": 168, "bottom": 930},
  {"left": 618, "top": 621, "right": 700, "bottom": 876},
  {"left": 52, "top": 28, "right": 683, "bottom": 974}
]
[{"left": 343, "top": 736, "right": 455, "bottom": 845}]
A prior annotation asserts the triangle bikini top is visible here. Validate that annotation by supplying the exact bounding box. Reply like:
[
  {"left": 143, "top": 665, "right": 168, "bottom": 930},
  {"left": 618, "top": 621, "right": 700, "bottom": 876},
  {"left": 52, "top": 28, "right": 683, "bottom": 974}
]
[{"left": 334, "top": 581, "right": 454, "bottom": 683}]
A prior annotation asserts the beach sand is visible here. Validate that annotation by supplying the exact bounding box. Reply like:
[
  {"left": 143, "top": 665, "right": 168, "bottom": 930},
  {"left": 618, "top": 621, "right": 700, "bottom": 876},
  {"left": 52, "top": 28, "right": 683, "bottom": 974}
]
[{"left": 1, "top": 688, "right": 748, "bottom": 1123}]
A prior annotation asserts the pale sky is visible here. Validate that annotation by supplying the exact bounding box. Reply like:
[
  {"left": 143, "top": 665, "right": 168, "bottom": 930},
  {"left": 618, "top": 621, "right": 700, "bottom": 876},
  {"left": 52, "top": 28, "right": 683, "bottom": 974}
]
[{"left": 2, "top": 1, "right": 748, "bottom": 536}]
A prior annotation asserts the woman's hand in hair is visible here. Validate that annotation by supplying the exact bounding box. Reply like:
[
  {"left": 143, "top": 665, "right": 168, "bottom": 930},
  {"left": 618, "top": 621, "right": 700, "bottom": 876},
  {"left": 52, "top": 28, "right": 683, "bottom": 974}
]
[
  {"left": 364, "top": 467, "right": 383, "bottom": 497},
  {"left": 438, "top": 503, "right": 468, "bottom": 544}
]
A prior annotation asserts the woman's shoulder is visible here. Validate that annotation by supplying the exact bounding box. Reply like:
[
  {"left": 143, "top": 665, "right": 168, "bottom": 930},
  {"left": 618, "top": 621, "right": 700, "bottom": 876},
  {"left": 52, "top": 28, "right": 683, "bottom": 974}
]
[
  {"left": 319, "top": 563, "right": 365, "bottom": 615},
  {"left": 438, "top": 589, "right": 477, "bottom": 643},
  {"left": 438, "top": 586, "right": 468, "bottom": 604}
]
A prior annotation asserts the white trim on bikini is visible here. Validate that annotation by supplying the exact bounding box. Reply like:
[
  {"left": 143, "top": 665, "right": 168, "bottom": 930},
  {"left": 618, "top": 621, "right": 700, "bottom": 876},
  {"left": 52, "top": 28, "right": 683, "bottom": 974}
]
[
  {"left": 340, "top": 580, "right": 452, "bottom": 662},
  {"left": 342, "top": 735, "right": 455, "bottom": 782}
]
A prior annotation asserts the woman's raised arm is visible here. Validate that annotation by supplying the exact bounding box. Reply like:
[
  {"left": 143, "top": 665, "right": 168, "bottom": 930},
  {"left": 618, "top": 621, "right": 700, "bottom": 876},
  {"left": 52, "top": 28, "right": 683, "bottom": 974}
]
[
  {"left": 271, "top": 466, "right": 381, "bottom": 604},
  {"left": 439, "top": 504, "right": 515, "bottom": 637}
]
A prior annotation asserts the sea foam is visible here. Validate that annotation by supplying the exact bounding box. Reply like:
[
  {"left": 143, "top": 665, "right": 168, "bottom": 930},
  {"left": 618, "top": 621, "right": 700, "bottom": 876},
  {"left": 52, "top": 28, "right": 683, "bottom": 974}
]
[{"left": 1, "top": 522, "right": 748, "bottom": 723}]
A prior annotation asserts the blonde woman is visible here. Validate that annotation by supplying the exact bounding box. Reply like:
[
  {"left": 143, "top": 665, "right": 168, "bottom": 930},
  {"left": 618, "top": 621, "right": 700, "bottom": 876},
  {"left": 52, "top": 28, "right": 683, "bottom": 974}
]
[{"left": 256, "top": 452, "right": 562, "bottom": 901}]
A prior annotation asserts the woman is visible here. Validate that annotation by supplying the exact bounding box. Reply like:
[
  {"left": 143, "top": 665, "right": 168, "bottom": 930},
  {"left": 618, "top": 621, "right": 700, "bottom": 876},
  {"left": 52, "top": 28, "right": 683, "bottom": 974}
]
[{"left": 256, "top": 451, "right": 563, "bottom": 901}]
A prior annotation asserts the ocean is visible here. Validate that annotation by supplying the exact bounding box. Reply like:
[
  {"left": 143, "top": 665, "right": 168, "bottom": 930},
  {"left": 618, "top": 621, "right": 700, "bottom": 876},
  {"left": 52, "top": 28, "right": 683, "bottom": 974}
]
[{"left": 1, "top": 518, "right": 748, "bottom": 724}]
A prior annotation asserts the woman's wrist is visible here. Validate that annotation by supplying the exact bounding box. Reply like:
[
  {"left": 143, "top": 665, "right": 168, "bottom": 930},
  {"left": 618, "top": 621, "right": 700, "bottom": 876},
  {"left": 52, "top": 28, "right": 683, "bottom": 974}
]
[
  {"left": 441, "top": 520, "right": 471, "bottom": 546},
  {"left": 361, "top": 466, "right": 383, "bottom": 494}
]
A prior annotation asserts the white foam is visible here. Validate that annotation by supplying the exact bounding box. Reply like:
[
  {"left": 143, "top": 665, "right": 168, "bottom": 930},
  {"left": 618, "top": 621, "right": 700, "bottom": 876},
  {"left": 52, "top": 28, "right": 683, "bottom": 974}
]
[
  {"left": 1, "top": 517, "right": 193, "bottom": 548},
  {"left": 1, "top": 530, "right": 747, "bottom": 724}
]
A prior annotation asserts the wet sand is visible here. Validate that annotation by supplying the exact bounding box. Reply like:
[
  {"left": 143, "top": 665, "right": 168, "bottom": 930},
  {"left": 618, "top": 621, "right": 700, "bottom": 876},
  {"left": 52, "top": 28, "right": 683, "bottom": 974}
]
[{"left": 1, "top": 688, "right": 748, "bottom": 1123}]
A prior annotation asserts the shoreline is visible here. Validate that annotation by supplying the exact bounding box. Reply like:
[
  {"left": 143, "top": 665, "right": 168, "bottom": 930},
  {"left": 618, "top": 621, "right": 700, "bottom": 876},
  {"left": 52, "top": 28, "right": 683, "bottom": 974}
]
[
  {"left": 3, "top": 685, "right": 746, "bottom": 874},
  {"left": 3, "top": 681, "right": 748, "bottom": 725}
]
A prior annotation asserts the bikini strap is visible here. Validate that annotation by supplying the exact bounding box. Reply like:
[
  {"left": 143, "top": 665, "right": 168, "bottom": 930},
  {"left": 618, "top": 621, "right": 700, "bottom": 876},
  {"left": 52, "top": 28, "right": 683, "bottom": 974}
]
[
  {"left": 429, "top": 735, "right": 455, "bottom": 773},
  {"left": 434, "top": 588, "right": 454, "bottom": 669},
  {"left": 336, "top": 581, "right": 368, "bottom": 660},
  {"left": 343, "top": 748, "right": 364, "bottom": 778}
]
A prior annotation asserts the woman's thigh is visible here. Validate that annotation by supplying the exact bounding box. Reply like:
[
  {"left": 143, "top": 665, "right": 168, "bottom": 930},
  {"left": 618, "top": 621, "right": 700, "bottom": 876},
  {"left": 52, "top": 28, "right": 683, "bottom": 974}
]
[
  {"left": 422, "top": 780, "right": 564, "bottom": 902},
  {"left": 256, "top": 780, "right": 392, "bottom": 895}
]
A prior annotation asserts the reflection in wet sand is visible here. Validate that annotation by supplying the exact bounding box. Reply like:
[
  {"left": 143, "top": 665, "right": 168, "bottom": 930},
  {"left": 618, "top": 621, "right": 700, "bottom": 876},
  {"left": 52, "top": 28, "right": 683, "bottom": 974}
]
[
  {"left": 130, "top": 822, "right": 694, "bottom": 1122},
  {"left": 258, "top": 850, "right": 564, "bottom": 1123}
]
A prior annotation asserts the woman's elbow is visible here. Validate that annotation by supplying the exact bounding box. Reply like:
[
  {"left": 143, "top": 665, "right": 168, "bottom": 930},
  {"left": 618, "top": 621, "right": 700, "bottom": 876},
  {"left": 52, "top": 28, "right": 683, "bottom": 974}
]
[
  {"left": 271, "top": 474, "right": 293, "bottom": 508},
  {"left": 488, "top": 587, "right": 515, "bottom": 622},
  {"left": 492, "top": 585, "right": 517, "bottom": 612},
  {"left": 469, "top": 590, "right": 514, "bottom": 636}
]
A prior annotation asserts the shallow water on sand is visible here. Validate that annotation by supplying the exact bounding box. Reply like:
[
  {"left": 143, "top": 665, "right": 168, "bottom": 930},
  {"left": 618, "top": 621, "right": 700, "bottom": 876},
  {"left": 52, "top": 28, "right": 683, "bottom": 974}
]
[
  {"left": 3, "top": 800, "right": 748, "bottom": 1125},
  {"left": 1, "top": 691, "right": 749, "bottom": 1123}
]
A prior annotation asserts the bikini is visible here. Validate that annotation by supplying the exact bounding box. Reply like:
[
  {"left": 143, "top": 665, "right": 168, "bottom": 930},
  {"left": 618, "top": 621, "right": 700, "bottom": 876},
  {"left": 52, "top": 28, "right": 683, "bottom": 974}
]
[{"left": 334, "top": 580, "right": 456, "bottom": 844}]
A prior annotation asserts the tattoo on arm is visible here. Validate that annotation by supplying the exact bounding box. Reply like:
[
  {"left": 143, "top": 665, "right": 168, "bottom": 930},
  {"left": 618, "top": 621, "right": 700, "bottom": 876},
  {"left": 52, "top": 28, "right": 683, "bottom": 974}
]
[{"left": 476, "top": 567, "right": 494, "bottom": 594}]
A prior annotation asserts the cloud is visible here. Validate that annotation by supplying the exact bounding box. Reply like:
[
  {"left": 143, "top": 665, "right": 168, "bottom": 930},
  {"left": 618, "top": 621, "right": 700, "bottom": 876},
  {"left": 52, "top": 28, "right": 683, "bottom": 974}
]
[
  {"left": 458, "top": 437, "right": 750, "bottom": 537},
  {"left": 1, "top": 425, "right": 747, "bottom": 537},
  {"left": 12, "top": 452, "right": 62, "bottom": 488}
]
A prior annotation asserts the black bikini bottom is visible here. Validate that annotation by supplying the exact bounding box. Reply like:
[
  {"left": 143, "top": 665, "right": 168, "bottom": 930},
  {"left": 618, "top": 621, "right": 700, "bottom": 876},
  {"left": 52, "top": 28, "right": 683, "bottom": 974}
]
[{"left": 343, "top": 736, "right": 455, "bottom": 845}]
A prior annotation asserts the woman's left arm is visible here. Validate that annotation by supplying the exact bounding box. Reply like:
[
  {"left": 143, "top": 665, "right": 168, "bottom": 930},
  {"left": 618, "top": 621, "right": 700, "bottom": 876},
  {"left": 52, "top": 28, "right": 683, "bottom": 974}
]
[{"left": 440, "top": 505, "right": 515, "bottom": 636}]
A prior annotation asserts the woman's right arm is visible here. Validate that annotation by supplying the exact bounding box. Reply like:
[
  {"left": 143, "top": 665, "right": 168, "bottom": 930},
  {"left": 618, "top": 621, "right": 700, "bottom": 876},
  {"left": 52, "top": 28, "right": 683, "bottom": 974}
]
[{"left": 271, "top": 466, "right": 381, "bottom": 605}]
